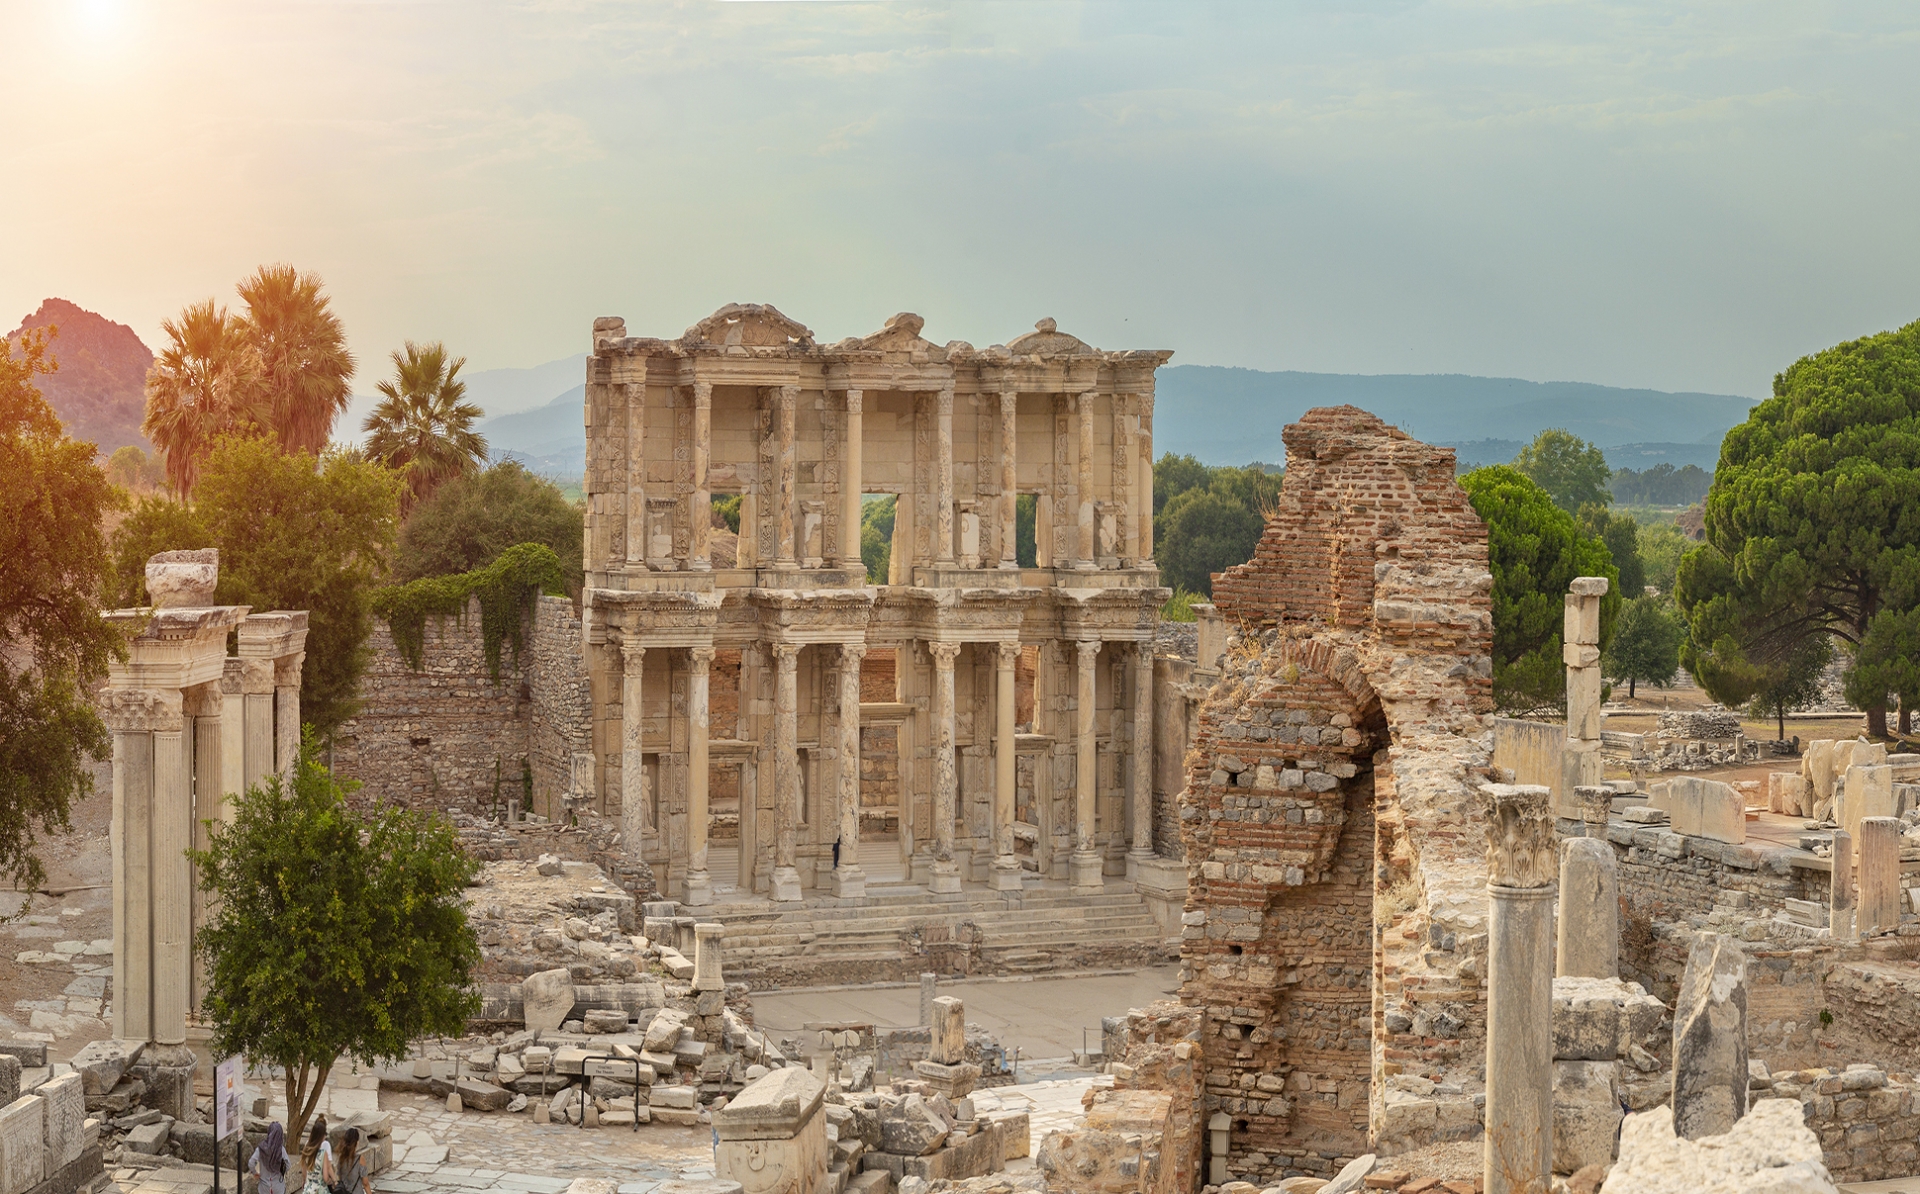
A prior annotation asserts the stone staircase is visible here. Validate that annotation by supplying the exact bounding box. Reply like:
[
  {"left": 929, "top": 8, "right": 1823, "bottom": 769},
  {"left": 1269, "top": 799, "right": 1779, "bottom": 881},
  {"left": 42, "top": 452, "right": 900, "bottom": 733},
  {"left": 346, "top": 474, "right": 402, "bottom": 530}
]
[{"left": 699, "top": 879, "right": 1175, "bottom": 988}]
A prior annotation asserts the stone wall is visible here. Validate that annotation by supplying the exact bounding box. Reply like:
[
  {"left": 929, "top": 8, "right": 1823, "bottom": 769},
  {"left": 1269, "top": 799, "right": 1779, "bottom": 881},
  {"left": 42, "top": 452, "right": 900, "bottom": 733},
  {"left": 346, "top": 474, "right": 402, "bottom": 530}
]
[
  {"left": 332, "top": 596, "right": 533, "bottom": 812},
  {"left": 1764, "top": 1061, "right": 1920, "bottom": 1184},
  {"left": 1177, "top": 406, "right": 1497, "bottom": 1181},
  {"left": 528, "top": 595, "right": 590, "bottom": 814}
]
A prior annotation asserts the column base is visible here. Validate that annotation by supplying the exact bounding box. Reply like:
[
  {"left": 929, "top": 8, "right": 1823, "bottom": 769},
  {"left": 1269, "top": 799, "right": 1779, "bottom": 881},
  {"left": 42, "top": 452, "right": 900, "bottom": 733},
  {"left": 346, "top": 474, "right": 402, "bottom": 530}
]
[
  {"left": 832, "top": 865, "right": 868, "bottom": 899},
  {"left": 771, "top": 866, "right": 804, "bottom": 902},
  {"left": 929, "top": 860, "right": 963, "bottom": 894},
  {"left": 1070, "top": 850, "right": 1105, "bottom": 894},
  {"left": 990, "top": 856, "right": 1025, "bottom": 892},
  {"left": 683, "top": 870, "right": 713, "bottom": 907},
  {"left": 1125, "top": 848, "right": 1155, "bottom": 881}
]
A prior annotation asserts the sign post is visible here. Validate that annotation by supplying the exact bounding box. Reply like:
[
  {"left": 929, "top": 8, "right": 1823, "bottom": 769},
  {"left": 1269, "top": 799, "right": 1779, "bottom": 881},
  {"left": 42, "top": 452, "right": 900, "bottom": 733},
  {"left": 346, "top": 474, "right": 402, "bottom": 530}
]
[{"left": 214, "top": 1057, "right": 242, "bottom": 1194}]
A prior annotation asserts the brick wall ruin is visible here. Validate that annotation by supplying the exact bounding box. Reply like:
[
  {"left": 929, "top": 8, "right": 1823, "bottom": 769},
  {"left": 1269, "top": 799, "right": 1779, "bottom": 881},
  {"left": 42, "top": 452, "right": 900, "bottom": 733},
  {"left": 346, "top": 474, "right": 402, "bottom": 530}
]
[{"left": 1177, "top": 406, "right": 1497, "bottom": 1182}]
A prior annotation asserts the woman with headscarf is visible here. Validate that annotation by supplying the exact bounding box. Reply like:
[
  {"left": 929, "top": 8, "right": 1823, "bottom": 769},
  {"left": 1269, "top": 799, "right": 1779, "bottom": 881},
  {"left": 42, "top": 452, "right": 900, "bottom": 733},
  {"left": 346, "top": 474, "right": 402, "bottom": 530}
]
[
  {"left": 297, "top": 1117, "right": 334, "bottom": 1194},
  {"left": 248, "top": 1122, "right": 291, "bottom": 1194},
  {"left": 330, "top": 1126, "right": 373, "bottom": 1194}
]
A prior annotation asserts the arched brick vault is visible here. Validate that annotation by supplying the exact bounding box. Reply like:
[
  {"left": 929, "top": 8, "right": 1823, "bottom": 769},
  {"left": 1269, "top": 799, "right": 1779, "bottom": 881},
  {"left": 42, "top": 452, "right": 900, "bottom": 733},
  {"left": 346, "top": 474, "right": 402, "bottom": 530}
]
[{"left": 1177, "top": 407, "right": 1497, "bottom": 1178}]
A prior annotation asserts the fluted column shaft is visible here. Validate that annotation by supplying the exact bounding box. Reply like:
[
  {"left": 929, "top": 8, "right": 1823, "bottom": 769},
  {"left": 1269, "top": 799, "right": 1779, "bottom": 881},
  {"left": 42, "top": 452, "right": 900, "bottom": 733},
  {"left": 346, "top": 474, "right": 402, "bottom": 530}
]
[
  {"left": 935, "top": 386, "right": 956, "bottom": 566},
  {"left": 992, "top": 642, "right": 1022, "bottom": 890},
  {"left": 835, "top": 643, "right": 868, "bottom": 897},
  {"left": 685, "top": 647, "right": 714, "bottom": 906},
  {"left": 1071, "top": 639, "right": 1103, "bottom": 891},
  {"left": 775, "top": 385, "right": 798, "bottom": 569},
  {"left": 690, "top": 380, "right": 712, "bottom": 571},
  {"left": 1137, "top": 393, "right": 1155, "bottom": 566},
  {"left": 771, "top": 643, "right": 803, "bottom": 900},
  {"left": 998, "top": 391, "right": 1019, "bottom": 569},
  {"left": 240, "top": 659, "right": 274, "bottom": 792},
  {"left": 1129, "top": 641, "right": 1155, "bottom": 867},
  {"left": 623, "top": 368, "right": 648, "bottom": 567},
  {"left": 274, "top": 652, "right": 302, "bottom": 779},
  {"left": 929, "top": 641, "right": 962, "bottom": 893},
  {"left": 841, "top": 390, "right": 864, "bottom": 570},
  {"left": 1076, "top": 392, "right": 1096, "bottom": 569},
  {"left": 621, "top": 642, "right": 649, "bottom": 849}
]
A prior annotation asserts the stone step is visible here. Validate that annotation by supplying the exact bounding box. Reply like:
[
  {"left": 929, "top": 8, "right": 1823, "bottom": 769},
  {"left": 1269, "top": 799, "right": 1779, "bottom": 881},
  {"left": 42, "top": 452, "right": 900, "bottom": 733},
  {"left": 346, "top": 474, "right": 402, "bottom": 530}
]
[{"left": 716, "top": 910, "right": 1164, "bottom": 950}]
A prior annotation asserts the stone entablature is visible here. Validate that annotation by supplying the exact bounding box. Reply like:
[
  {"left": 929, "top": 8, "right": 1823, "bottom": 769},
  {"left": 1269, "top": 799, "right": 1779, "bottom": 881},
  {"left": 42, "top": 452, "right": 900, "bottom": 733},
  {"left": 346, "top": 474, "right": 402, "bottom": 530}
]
[{"left": 579, "top": 305, "right": 1174, "bottom": 904}]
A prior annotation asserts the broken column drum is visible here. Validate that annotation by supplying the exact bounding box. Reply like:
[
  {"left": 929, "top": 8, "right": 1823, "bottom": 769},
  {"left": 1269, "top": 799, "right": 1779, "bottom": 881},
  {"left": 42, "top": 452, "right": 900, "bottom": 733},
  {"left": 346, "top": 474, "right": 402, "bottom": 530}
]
[
  {"left": 1481, "top": 783, "right": 1557, "bottom": 1194},
  {"left": 579, "top": 308, "right": 1171, "bottom": 900},
  {"left": 1671, "top": 934, "right": 1749, "bottom": 1140},
  {"left": 1562, "top": 578, "right": 1608, "bottom": 816}
]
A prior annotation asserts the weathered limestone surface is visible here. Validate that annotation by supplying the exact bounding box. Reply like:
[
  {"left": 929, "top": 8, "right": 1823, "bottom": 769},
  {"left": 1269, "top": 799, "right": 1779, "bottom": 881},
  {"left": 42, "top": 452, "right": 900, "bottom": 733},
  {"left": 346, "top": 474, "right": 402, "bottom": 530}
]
[
  {"left": 714, "top": 1066, "right": 826, "bottom": 1194},
  {"left": 1557, "top": 837, "right": 1619, "bottom": 979},
  {"left": 1830, "top": 829, "right": 1856, "bottom": 944},
  {"left": 1856, "top": 816, "right": 1902, "bottom": 936},
  {"left": 0, "top": 1093, "right": 43, "bottom": 1194},
  {"left": 1035, "top": 1089, "right": 1178, "bottom": 1194},
  {"left": 1561, "top": 578, "right": 1607, "bottom": 817},
  {"left": 1669, "top": 776, "right": 1744, "bottom": 844},
  {"left": 1551, "top": 976, "right": 1665, "bottom": 1062},
  {"left": 521, "top": 968, "right": 576, "bottom": 1034},
  {"left": 1552, "top": 1059, "right": 1622, "bottom": 1176},
  {"left": 1600, "top": 1099, "right": 1839, "bottom": 1194},
  {"left": 1672, "top": 935, "right": 1749, "bottom": 1140}
]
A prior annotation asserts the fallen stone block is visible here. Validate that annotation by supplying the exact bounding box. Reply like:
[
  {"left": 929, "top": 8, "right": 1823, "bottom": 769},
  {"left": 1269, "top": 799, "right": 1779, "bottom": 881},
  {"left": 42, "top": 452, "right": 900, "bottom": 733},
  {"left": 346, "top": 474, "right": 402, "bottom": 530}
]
[
  {"left": 1600, "top": 1098, "right": 1837, "bottom": 1193},
  {"left": 1554, "top": 1060, "right": 1623, "bottom": 1174}
]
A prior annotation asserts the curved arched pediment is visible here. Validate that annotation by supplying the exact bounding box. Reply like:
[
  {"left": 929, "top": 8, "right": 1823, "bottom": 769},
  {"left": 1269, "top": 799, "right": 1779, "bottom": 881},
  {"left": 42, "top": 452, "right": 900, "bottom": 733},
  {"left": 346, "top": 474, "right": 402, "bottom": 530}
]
[
  {"left": 682, "top": 303, "right": 815, "bottom": 349},
  {"left": 1005, "top": 316, "right": 1095, "bottom": 357}
]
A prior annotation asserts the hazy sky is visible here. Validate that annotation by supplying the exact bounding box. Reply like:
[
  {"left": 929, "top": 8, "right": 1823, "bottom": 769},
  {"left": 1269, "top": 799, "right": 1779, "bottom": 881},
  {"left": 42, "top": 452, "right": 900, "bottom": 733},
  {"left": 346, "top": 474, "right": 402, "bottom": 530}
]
[{"left": 7, "top": 1, "right": 1919, "bottom": 399}]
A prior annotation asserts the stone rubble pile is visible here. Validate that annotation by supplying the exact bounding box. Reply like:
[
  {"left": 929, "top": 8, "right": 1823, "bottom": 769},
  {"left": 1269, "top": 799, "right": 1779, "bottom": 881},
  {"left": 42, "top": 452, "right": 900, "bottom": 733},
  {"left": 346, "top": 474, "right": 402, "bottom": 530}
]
[{"left": 1598, "top": 1098, "right": 1839, "bottom": 1194}]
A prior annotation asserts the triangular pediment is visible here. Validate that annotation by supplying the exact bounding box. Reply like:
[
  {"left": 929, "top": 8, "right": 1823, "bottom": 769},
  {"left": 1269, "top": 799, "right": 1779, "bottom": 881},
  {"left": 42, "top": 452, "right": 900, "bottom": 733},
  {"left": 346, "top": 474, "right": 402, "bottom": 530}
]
[
  {"left": 683, "top": 303, "right": 814, "bottom": 348},
  {"left": 856, "top": 312, "right": 933, "bottom": 352}
]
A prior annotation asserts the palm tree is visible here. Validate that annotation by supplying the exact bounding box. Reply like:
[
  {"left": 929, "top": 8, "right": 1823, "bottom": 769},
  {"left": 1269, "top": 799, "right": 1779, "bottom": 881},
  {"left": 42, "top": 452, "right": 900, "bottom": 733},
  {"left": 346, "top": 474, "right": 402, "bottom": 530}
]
[
  {"left": 142, "top": 300, "right": 267, "bottom": 496},
  {"left": 362, "top": 341, "right": 487, "bottom": 511},
  {"left": 237, "top": 264, "right": 355, "bottom": 455}
]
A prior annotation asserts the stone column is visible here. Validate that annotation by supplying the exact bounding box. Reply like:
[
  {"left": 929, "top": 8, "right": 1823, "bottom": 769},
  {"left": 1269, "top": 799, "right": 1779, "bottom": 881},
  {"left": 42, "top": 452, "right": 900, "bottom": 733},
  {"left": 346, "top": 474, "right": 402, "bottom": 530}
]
[
  {"left": 685, "top": 647, "right": 715, "bottom": 907},
  {"left": 1075, "top": 392, "right": 1096, "bottom": 570},
  {"left": 1128, "top": 641, "right": 1156, "bottom": 876},
  {"left": 775, "top": 385, "right": 798, "bottom": 570},
  {"left": 1672, "top": 935, "right": 1749, "bottom": 1139},
  {"left": 1556, "top": 837, "right": 1619, "bottom": 978},
  {"left": 187, "top": 683, "right": 223, "bottom": 1013},
  {"left": 1859, "top": 816, "right": 1902, "bottom": 936},
  {"left": 621, "top": 640, "right": 649, "bottom": 848},
  {"left": 273, "top": 653, "right": 302, "bottom": 779},
  {"left": 1830, "top": 828, "right": 1856, "bottom": 943},
  {"left": 991, "top": 642, "right": 1023, "bottom": 891},
  {"left": 929, "top": 641, "right": 963, "bottom": 894},
  {"left": 689, "top": 380, "right": 712, "bottom": 572},
  {"left": 840, "top": 389, "right": 864, "bottom": 571},
  {"left": 1562, "top": 577, "right": 1608, "bottom": 815},
  {"left": 104, "top": 693, "right": 164, "bottom": 1044},
  {"left": 218, "top": 660, "right": 244, "bottom": 809},
  {"left": 834, "top": 642, "right": 868, "bottom": 898},
  {"left": 1137, "top": 392, "right": 1155, "bottom": 567},
  {"left": 998, "top": 391, "right": 1019, "bottom": 569},
  {"left": 1071, "top": 640, "right": 1104, "bottom": 893},
  {"left": 622, "top": 366, "right": 647, "bottom": 568},
  {"left": 1480, "top": 783, "right": 1555, "bottom": 1194},
  {"left": 151, "top": 721, "right": 192, "bottom": 1047},
  {"left": 241, "top": 661, "right": 274, "bottom": 792},
  {"left": 771, "top": 643, "right": 803, "bottom": 901},
  {"left": 935, "top": 385, "right": 956, "bottom": 566}
]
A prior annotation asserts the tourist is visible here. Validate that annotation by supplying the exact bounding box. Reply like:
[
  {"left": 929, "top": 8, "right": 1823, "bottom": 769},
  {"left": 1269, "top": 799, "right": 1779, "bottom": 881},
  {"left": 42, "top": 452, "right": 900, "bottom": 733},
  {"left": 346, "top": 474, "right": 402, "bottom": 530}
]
[
  {"left": 248, "top": 1122, "right": 291, "bottom": 1194},
  {"left": 297, "top": 1118, "right": 334, "bottom": 1194},
  {"left": 331, "top": 1127, "right": 372, "bottom": 1194}
]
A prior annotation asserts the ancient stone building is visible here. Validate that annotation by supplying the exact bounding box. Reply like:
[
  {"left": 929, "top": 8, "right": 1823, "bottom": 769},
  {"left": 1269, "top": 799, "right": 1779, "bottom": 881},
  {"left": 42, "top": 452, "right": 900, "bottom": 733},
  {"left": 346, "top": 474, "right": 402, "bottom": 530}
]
[
  {"left": 1177, "top": 407, "right": 1498, "bottom": 1182},
  {"left": 578, "top": 304, "right": 1175, "bottom": 906}
]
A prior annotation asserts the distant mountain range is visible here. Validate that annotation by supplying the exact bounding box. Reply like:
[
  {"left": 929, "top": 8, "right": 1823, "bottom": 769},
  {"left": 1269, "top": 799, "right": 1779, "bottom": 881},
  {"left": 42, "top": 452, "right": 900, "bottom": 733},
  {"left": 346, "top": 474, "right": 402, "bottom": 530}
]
[
  {"left": 461, "top": 357, "right": 1759, "bottom": 479},
  {"left": 7, "top": 298, "right": 152, "bottom": 454}
]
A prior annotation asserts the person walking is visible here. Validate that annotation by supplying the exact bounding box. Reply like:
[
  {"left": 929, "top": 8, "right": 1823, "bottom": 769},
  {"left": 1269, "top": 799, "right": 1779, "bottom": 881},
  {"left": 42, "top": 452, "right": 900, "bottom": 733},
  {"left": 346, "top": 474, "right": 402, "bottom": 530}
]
[
  {"left": 248, "top": 1122, "right": 292, "bottom": 1194},
  {"left": 297, "top": 1118, "right": 334, "bottom": 1194},
  {"left": 331, "top": 1127, "right": 373, "bottom": 1194}
]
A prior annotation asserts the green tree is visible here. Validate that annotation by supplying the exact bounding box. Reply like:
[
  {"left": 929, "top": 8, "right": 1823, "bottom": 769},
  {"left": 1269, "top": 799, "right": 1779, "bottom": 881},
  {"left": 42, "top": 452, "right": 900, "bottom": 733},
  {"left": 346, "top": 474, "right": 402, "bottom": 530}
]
[
  {"left": 712, "top": 494, "right": 742, "bottom": 534},
  {"left": 1750, "top": 634, "right": 1833, "bottom": 741},
  {"left": 0, "top": 328, "right": 123, "bottom": 892},
  {"left": 1604, "top": 595, "right": 1685, "bottom": 698},
  {"left": 1460, "top": 464, "right": 1621, "bottom": 713},
  {"left": 362, "top": 342, "right": 487, "bottom": 512},
  {"left": 1015, "top": 492, "right": 1037, "bottom": 568},
  {"left": 141, "top": 299, "right": 268, "bottom": 496},
  {"left": 1636, "top": 522, "right": 1691, "bottom": 594},
  {"left": 106, "top": 437, "right": 402, "bottom": 739},
  {"left": 1581, "top": 504, "right": 1646, "bottom": 596},
  {"left": 860, "top": 495, "right": 895, "bottom": 583},
  {"left": 394, "top": 461, "right": 583, "bottom": 593},
  {"left": 237, "top": 264, "right": 356, "bottom": 456},
  {"left": 104, "top": 445, "right": 166, "bottom": 493},
  {"left": 1151, "top": 454, "right": 1281, "bottom": 596},
  {"left": 191, "top": 745, "right": 480, "bottom": 1143},
  {"left": 1675, "top": 318, "right": 1920, "bottom": 738},
  {"left": 1848, "top": 608, "right": 1920, "bottom": 735},
  {"left": 1512, "top": 429, "right": 1612, "bottom": 513}
]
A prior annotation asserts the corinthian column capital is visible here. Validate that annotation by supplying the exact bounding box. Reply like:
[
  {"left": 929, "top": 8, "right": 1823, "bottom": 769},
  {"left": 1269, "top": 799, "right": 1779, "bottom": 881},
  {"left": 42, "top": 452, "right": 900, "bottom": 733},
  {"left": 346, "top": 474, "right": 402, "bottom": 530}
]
[
  {"left": 927, "top": 641, "right": 962, "bottom": 669},
  {"left": 1480, "top": 783, "right": 1556, "bottom": 889}
]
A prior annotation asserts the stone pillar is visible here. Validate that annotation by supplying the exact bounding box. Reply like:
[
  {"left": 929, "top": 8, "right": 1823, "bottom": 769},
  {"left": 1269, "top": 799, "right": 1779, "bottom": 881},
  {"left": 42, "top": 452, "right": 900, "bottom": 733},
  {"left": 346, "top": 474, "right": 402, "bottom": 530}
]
[
  {"left": 775, "top": 385, "right": 798, "bottom": 569},
  {"left": 151, "top": 721, "right": 192, "bottom": 1047},
  {"left": 913, "top": 994, "right": 980, "bottom": 1099},
  {"left": 692, "top": 922, "right": 726, "bottom": 992},
  {"left": 1128, "top": 640, "right": 1155, "bottom": 876},
  {"left": 929, "top": 641, "right": 963, "bottom": 894},
  {"left": 241, "top": 662, "right": 274, "bottom": 792},
  {"left": 1137, "top": 392, "right": 1155, "bottom": 567},
  {"left": 1556, "top": 837, "right": 1619, "bottom": 979},
  {"left": 999, "top": 390, "right": 1019, "bottom": 569},
  {"left": 685, "top": 647, "right": 715, "bottom": 907},
  {"left": 991, "top": 642, "right": 1023, "bottom": 891},
  {"left": 187, "top": 683, "right": 223, "bottom": 1012},
  {"left": 1562, "top": 577, "right": 1608, "bottom": 815},
  {"left": 621, "top": 640, "right": 649, "bottom": 849},
  {"left": 1075, "top": 392, "right": 1096, "bottom": 570},
  {"left": 104, "top": 695, "right": 163, "bottom": 1044},
  {"left": 840, "top": 389, "right": 863, "bottom": 570},
  {"left": 1672, "top": 934, "right": 1749, "bottom": 1139},
  {"left": 1571, "top": 785, "right": 1612, "bottom": 837},
  {"left": 935, "top": 384, "right": 956, "bottom": 566},
  {"left": 1859, "top": 816, "right": 1902, "bottom": 936},
  {"left": 218, "top": 660, "right": 244, "bottom": 810},
  {"left": 689, "top": 379, "right": 712, "bottom": 572},
  {"left": 920, "top": 972, "right": 938, "bottom": 1025},
  {"left": 834, "top": 642, "right": 868, "bottom": 898},
  {"left": 1830, "top": 828, "right": 1856, "bottom": 943},
  {"left": 622, "top": 367, "right": 647, "bottom": 568},
  {"left": 1480, "top": 783, "right": 1556, "bottom": 1194},
  {"left": 273, "top": 652, "right": 302, "bottom": 779},
  {"left": 771, "top": 643, "right": 803, "bottom": 901},
  {"left": 1071, "top": 640, "right": 1104, "bottom": 893}
]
